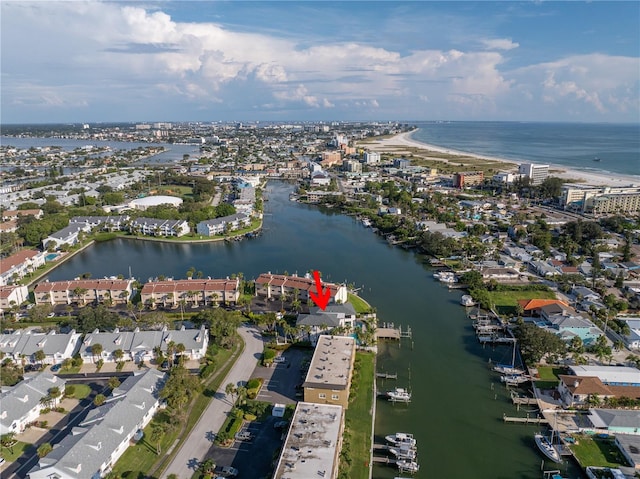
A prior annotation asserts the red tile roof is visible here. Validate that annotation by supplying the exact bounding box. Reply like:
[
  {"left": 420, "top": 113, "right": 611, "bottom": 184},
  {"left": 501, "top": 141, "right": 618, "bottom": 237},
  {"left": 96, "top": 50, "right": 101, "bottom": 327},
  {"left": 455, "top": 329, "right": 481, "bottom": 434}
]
[
  {"left": 517, "top": 299, "right": 568, "bottom": 311},
  {"left": 0, "top": 250, "right": 40, "bottom": 275}
]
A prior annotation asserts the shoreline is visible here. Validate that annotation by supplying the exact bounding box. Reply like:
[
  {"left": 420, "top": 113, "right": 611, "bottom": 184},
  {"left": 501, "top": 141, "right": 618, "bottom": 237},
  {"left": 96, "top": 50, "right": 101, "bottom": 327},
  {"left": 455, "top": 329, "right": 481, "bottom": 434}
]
[{"left": 364, "top": 130, "right": 640, "bottom": 187}]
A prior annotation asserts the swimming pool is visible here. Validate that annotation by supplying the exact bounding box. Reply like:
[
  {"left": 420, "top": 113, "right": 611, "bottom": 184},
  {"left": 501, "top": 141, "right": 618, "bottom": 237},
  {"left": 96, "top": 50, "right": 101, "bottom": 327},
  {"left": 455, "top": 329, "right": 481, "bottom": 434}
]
[{"left": 45, "top": 253, "right": 59, "bottom": 261}]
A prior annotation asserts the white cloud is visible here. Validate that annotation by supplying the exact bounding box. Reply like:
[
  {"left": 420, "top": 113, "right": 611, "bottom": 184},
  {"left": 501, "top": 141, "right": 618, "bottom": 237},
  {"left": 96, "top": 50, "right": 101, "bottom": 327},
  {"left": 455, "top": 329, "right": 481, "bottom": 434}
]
[
  {"left": 1, "top": 2, "right": 637, "bottom": 122},
  {"left": 480, "top": 38, "right": 519, "bottom": 51}
]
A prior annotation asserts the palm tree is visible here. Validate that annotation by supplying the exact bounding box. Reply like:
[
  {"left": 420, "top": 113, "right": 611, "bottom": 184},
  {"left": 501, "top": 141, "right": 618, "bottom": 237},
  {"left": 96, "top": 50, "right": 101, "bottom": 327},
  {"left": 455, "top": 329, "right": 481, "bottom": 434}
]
[
  {"left": 91, "top": 343, "right": 103, "bottom": 363},
  {"left": 48, "top": 386, "right": 61, "bottom": 407},
  {"left": 167, "top": 341, "right": 176, "bottom": 367},
  {"left": 113, "top": 348, "right": 124, "bottom": 362},
  {"left": 225, "top": 382, "right": 237, "bottom": 404},
  {"left": 150, "top": 423, "right": 168, "bottom": 455},
  {"left": 176, "top": 343, "right": 186, "bottom": 365},
  {"left": 34, "top": 349, "right": 46, "bottom": 367},
  {"left": 37, "top": 442, "right": 52, "bottom": 458},
  {"left": 1, "top": 432, "right": 16, "bottom": 454}
]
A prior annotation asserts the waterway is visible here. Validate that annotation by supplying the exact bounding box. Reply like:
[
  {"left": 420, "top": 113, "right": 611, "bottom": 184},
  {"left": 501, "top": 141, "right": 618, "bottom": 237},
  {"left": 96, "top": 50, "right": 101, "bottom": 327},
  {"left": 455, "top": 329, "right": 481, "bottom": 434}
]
[{"left": 43, "top": 181, "right": 583, "bottom": 478}]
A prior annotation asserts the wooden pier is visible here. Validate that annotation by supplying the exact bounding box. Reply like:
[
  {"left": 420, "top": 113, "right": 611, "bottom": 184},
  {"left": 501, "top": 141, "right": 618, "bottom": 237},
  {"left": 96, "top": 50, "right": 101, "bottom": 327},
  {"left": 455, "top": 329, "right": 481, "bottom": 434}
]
[
  {"left": 376, "top": 372, "right": 398, "bottom": 379},
  {"left": 503, "top": 413, "right": 548, "bottom": 425},
  {"left": 510, "top": 392, "right": 538, "bottom": 406},
  {"left": 376, "top": 324, "right": 413, "bottom": 340}
]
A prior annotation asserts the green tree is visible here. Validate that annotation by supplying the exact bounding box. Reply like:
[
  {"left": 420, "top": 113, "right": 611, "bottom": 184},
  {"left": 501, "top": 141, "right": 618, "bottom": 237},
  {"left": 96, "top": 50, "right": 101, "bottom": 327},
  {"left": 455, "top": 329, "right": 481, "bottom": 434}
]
[{"left": 37, "top": 442, "right": 53, "bottom": 457}]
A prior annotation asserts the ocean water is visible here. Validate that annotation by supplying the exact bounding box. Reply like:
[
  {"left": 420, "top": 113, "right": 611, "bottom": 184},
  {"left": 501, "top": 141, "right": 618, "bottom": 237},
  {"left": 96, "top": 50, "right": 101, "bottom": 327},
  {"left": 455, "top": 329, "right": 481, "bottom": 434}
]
[{"left": 409, "top": 121, "right": 640, "bottom": 178}]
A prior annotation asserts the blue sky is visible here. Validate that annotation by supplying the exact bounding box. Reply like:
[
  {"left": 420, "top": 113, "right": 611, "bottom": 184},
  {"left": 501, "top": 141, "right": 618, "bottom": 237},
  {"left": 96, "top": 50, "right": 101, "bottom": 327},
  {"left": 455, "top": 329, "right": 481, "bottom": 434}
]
[{"left": 1, "top": 1, "right": 638, "bottom": 123}]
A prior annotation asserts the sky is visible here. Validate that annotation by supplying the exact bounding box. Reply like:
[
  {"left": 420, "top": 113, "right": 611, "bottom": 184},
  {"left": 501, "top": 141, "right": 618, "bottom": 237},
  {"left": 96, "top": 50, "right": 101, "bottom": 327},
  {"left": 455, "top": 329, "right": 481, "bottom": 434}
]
[{"left": 1, "top": 1, "right": 639, "bottom": 124}]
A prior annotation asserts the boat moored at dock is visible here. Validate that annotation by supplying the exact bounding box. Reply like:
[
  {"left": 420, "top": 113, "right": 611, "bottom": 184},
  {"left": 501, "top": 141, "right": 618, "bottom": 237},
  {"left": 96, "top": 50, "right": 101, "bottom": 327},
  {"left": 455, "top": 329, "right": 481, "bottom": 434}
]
[
  {"left": 386, "top": 387, "right": 412, "bottom": 403},
  {"left": 385, "top": 432, "right": 417, "bottom": 448},
  {"left": 396, "top": 459, "right": 420, "bottom": 474},
  {"left": 534, "top": 432, "right": 562, "bottom": 463}
]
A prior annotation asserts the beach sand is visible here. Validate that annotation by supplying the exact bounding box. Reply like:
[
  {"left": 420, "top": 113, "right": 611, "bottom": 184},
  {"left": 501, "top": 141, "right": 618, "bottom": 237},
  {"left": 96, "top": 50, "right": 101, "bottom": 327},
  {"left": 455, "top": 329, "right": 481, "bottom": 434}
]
[{"left": 361, "top": 131, "right": 640, "bottom": 187}]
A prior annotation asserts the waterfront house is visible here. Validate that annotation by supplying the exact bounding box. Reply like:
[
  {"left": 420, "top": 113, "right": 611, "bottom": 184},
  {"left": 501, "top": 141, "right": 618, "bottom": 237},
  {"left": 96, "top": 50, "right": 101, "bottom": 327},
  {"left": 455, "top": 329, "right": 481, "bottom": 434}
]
[
  {"left": 0, "top": 249, "right": 46, "bottom": 286},
  {"left": 196, "top": 213, "right": 252, "bottom": 236},
  {"left": 0, "top": 329, "right": 82, "bottom": 366},
  {"left": 140, "top": 278, "right": 240, "bottom": 307},
  {"left": 586, "top": 409, "right": 640, "bottom": 435},
  {"left": 129, "top": 217, "right": 190, "bottom": 237},
  {"left": 296, "top": 303, "right": 357, "bottom": 344},
  {"left": 617, "top": 317, "right": 640, "bottom": 350},
  {"left": 0, "top": 372, "right": 67, "bottom": 434},
  {"left": 517, "top": 299, "right": 569, "bottom": 315},
  {"left": 34, "top": 279, "right": 133, "bottom": 306},
  {"left": 615, "top": 434, "right": 640, "bottom": 469},
  {"left": 538, "top": 304, "right": 602, "bottom": 345},
  {"left": 302, "top": 335, "right": 356, "bottom": 409},
  {"left": 568, "top": 365, "right": 640, "bottom": 386},
  {"left": 27, "top": 369, "right": 166, "bottom": 479},
  {"left": 0, "top": 284, "right": 29, "bottom": 311},
  {"left": 80, "top": 325, "right": 208, "bottom": 364},
  {"left": 254, "top": 272, "right": 348, "bottom": 305},
  {"left": 557, "top": 375, "right": 617, "bottom": 408},
  {"left": 480, "top": 267, "right": 522, "bottom": 282},
  {"left": 43, "top": 223, "right": 91, "bottom": 250}
]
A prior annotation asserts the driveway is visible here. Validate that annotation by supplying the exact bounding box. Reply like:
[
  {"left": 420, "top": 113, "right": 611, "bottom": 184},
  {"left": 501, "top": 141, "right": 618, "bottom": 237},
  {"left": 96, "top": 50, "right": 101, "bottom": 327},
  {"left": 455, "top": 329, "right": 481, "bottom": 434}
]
[
  {"left": 161, "top": 325, "right": 265, "bottom": 479},
  {"left": 253, "top": 347, "right": 312, "bottom": 405}
]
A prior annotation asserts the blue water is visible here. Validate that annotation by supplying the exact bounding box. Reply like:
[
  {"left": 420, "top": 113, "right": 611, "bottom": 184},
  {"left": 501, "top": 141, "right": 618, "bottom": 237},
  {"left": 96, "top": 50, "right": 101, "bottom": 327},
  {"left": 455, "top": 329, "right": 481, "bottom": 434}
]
[
  {"left": 409, "top": 122, "right": 640, "bottom": 178},
  {"left": 45, "top": 253, "right": 59, "bottom": 261}
]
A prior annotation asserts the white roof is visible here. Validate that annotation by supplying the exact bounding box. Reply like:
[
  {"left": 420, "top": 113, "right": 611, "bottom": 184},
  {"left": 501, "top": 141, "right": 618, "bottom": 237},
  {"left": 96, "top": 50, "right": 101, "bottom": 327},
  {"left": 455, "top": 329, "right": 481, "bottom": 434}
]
[
  {"left": 129, "top": 195, "right": 182, "bottom": 207},
  {"left": 569, "top": 365, "right": 640, "bottom": 385}
]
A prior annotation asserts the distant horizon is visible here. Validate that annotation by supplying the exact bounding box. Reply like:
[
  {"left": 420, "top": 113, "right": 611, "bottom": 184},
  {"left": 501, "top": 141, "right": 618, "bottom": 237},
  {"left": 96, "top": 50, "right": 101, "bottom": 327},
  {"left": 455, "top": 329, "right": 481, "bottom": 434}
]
[
  {"left": 2, "top": 120, "right": 639, "bottom": 127},
  {"left": 2, "top": 2, "right": 638, "bottom": 124}
]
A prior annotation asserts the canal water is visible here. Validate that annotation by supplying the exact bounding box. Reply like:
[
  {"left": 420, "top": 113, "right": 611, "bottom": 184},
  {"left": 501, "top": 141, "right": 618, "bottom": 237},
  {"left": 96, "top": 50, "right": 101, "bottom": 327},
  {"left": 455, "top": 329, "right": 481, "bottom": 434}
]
[{"left": 45, "top": 181, "right": 583, "bottom": 478}]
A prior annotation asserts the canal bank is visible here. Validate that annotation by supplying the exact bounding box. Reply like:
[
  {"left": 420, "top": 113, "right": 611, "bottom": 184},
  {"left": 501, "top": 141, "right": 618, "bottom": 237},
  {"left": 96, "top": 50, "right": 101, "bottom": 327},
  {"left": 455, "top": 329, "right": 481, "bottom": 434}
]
[{"left": 43, "top": 181, "right": 584, "bottom": 478}]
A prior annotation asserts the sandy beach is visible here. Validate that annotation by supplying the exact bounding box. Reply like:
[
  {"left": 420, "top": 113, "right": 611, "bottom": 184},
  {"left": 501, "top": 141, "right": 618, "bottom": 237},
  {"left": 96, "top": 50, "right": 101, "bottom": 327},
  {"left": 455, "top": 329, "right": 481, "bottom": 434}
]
[{"left": 363, "top": 130, "right": 640, "bottom": 187}]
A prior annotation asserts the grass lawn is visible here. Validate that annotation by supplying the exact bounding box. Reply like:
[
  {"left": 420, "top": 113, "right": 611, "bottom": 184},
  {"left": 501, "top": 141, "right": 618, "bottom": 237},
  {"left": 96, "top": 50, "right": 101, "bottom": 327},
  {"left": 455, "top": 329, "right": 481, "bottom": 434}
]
[
  {"left": 488, "top": 290, "right": 556, "bottom": 315},
  {"left": 348, "top": 293, "right": 371, "bottom": 314},
  {"left": 111, "top": 410, "right": 178, "bottom": 477},
  {"left": 339, "top": 351, "right": 375, "bottom": 479},
  {"left": 570, "top": 434, "right": 629, "bottom": 468},
  {"left": 536, "top": 366, "right": 566, "bottom": 381},
  {"left": 69, "top": 383, "right": 91, "bottom": 399},
  {"left": 0, "top": 441, "right": 34, "bottom": 463}
]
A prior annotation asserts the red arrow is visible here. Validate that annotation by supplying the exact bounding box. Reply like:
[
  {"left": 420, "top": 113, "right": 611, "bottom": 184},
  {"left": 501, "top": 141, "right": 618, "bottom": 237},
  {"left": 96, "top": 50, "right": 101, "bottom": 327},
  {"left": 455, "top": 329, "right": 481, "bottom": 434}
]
[{"left": 309, "top": 270, "right": 331, "bottom": 310}]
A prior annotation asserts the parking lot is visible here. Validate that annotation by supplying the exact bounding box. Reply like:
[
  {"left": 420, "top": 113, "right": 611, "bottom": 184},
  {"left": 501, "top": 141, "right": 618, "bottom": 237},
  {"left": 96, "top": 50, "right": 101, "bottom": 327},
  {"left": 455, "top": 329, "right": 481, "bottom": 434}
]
[{"left": 201, "top": 346, "right": 312, "bottom": 478}]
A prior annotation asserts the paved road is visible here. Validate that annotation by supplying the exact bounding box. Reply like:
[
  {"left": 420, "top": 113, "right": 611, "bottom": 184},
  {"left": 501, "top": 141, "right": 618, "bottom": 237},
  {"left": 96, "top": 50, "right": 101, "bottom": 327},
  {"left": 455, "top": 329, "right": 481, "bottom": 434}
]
[{"left": 161, "top": 325, "right": 264, "bottom": 479}]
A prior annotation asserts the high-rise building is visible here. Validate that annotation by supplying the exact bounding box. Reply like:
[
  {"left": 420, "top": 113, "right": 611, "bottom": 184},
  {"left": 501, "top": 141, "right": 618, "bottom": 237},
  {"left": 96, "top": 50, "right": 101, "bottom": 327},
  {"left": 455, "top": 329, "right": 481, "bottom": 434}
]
[{"left": 518, "top": 163, "right": 549, "bottom": 185}]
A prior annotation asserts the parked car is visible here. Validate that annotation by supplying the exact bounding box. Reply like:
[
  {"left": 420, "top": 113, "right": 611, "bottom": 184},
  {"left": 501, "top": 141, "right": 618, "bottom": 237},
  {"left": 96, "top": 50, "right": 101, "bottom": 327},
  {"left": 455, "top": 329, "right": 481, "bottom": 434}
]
[
  {"left": 51, "top": 364, "right": 61, "bottom": 372},
  {"left": 234, "top": 431, "right": 253, "bottom": 441},
  {"left": 273, "top": 356, "right": 286, "bottom": 364},
  {"left": 273, "top": 420, "right": 289, "bottom": 429},
  {"left": 213, "top": 465, "right": 238, "bottom": 477}
]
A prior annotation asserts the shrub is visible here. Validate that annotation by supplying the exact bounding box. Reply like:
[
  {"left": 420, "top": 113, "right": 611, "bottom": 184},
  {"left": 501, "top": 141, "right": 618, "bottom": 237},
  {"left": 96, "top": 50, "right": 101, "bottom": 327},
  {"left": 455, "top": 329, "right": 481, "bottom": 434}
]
[
  {"left": 116, "top": 361, "right": 125, "bottom": 371},
  {"left": 64, "top": 384, "right": 76, "bottom": 397},
  {"left": 200, "top": 363, "right": 216, "bottom": 379},
  {"left": 246, "top": 378, "right": 261, "bottom": 389},
  {"left": 244, "top": 413, "right": 257, "bottom": 421}
]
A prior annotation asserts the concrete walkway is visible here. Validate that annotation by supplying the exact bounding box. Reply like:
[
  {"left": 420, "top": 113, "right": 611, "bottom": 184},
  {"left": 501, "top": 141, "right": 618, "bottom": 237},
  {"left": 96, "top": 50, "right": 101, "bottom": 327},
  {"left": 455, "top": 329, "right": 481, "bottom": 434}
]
[{"left": 161, "top": 325, "right": 264, "bottom": 479}]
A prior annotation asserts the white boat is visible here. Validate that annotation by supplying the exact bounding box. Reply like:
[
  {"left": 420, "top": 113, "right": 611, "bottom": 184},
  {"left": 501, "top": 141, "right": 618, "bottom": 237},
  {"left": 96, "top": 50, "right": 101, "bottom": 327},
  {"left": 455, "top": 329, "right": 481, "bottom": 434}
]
[
  {"left": 493, "top": 341, "right": 526, "bottom": 375},
  {"left": 534, "top": 432, "right": 562, "bottom": 463},
  {"left": 362, "top": 217, "right": 372, "bottom": 227},
  {"left": 460, "top": 294, "right": 475, "bottom": 307},
  {"left": 387, "top": 387, "right": 411, "bottom": 403},
  {"left": 501, "top": 374, "right": 531, "bottom": 385},
  {"left": 435, "top": 271, "right": 457, "bottom": 283},
  {"left": 389, "top": 445, "right": 417, "bottom": 460},
  {"left": 385, "top": 432, "right": 417, "bottom": 448},
  {"left": 396, "top": 459, "right": 420, "bottom": 473}
]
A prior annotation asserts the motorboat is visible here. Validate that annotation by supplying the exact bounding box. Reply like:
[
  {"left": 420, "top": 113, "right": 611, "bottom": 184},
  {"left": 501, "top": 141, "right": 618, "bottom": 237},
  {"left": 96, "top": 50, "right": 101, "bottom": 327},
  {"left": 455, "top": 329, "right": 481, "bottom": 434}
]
[
  {"left": 396, "top": 459, "right": 420, "bottom": 473},
  {"left": 534, "top": 432, "right": 562, "bottom": 463},
  {"left": 435, "top": 271, "right": 457, "bottom": 283},
  {"left": 389, "top": 444, "right": 417, "bottom": 460},
  {"left": 460, "top": 294, "right": 475, "bottom": 307},
  {"left": 387, "top": 387, "right": 411, "bottom": 403},
  {"left": 385, "top": 432, "right": 417, "bottom": 448}
]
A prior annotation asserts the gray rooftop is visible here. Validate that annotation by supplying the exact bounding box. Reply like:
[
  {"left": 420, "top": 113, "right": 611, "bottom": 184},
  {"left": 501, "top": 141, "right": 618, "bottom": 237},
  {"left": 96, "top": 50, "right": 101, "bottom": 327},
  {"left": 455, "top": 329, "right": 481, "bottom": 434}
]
[
  {"left": 303, "top": 335, "right": 355, "bottom": 391},
  {"left": 588, "top": 409, "right": 640, "bottom": 429},
  {"left": 0, "top": 372, "right": 66, "bottom": 434},
  {"left": 0, "top": 330, "right": 81, "bottom": 361},
  {"left": 28, "top": 368, "right": 166, "bottom": 479},
  {"left": 273, "top": 402, "right": 343, "bottom": 479}
]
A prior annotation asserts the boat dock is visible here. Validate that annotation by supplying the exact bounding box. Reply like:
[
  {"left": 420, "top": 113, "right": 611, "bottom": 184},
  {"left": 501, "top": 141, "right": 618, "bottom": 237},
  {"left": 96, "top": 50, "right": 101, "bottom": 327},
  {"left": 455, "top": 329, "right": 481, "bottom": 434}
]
[
  {"left": 376, "top": 372, "right": 398, "bottom": 379},
  {"left": 376, "top": 323, "right": 413, "bottom": 340},
  {"left": 510, "top": 391, "right": 538, "bottom": 406},
  {"left": 503, "top": 413, "right": 548, "bottom": 425}
]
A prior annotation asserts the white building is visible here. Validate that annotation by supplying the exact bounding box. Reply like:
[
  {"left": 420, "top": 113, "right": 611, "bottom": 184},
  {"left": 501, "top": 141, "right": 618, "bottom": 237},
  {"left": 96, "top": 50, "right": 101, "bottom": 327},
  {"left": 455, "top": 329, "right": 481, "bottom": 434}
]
[
  {"left": 27, "top": 369, "right": 166, "bottom": 479},
  {"left": 518, "top": 163, "right": 549, "bottom": 185},
  {"left": 128, "top": 195, "right": 183, "bottom": 211},
  {"left": 0, "top": 250, "right": 46, "bottom": 286},
  {"left": 196, "top": 213, "right": 252, "bottom": 236},
  {"left": 0, "top": 330, "right": 82, "bottom": 366},
  {"left": 363, "top": 151, "right": 380, "bottom": 164},
  {"left": 0, "top": 284, "right": 29, "bottom": 312},
  {"left": 43, "top": 224, "right": 92, "bottom": 250},
  {"left": 0, "top": 372, "right": 67, "bottom": 434},
  {"left": 129, "top": 218, "right": 190, "bottom": 237}
]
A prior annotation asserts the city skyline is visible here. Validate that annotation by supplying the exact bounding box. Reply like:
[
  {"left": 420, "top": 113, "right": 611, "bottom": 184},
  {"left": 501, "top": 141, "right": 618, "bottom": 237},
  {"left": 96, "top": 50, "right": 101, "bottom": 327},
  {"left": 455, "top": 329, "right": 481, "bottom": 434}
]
[{"left": 1, "top": 1, "right": 639, "bottom": 124}]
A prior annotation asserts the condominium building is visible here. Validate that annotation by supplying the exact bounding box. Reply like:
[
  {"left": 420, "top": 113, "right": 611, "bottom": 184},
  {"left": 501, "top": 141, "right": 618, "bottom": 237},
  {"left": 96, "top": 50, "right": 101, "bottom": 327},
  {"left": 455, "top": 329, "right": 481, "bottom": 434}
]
[
  {"left": 34, "top": 279, "right": 134, "bottom": 306},
  {"left": 453, "top": 171, "right": 484, "bottom": 188},
  {"left": 140, "top": 278, "right": 240, "bottom": 307},
  {"left": 196, "top": 213, "right": 252, "bottom": 236},
  {"left": 363, "top": 151, "right": 380, "bottom": 164},
  {"left": 518, "top": 163, "right": 549, "bottom": 185},
  {"left": 560, "top": 185, "right": 640, "bottom": 214},
  {"left": 302, "top": 335, "right": 356, "bottom": 409},
  {"left": 254, "top": 273, "right": 348, "bottom": 304},
  {"left": 273, "top": 402, "right": 344, "bottom": 479},
  {"left": 0, "top": 249, "right": 46, "bottom": 286},
  {"left": 129, "top": 217, "right": 190, "bottom": 237}
]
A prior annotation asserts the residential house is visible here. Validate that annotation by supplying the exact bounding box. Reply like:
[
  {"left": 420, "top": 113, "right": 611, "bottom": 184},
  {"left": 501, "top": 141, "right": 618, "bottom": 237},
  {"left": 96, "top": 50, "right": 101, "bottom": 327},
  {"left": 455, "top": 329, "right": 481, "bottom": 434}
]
[
  {"left": 129, "top": 218, "right": 190, "bottom": 237},
  {"left": 34, "top": 279, "right": 133, "bottom": 306},
  {"left": 27, "top": 369, "right": 166, "bottom": 479},
  {"left": 1, "top": 209, "right": 43, "bottom": 221},
  {"left": 196, "top": 213, "right": 252, "bottom": 237},
  {"left": 0, "top": 249, "right": 46, "bottom": 286},
  {"left": 255, "top": 273, "right": 347, "bottom": 305},
  {"left": 296, "top": 303, "right": 357, "bottom": 345},
  {"left": 311, "top": 170, "right": 331, "bottom": 186},
  {"left": 587, "top": 409, "right": 640, "bottom": 435},
  {"left": 618, "top": 317, "right": 640, "bottom": 350},
  {"left": 302, "top": 335, "right": 356, "bottom": 409},
  {"left": 69, "top": 215, "right": 130, "bottom": 231},
  {"left": 538, "top": 303, "right": 602, "bottom": 345},
  {"left": 0, "top": 285, "right": 29, "bottom": 312},
  {"left": 140, "top": 278, "right": 240, "bottom": 307},
  {"left": 0, "top": 372, "right": 67, "bottom": 434},
  {"left": 80, "top": 325, "right": 208, "bottom": 364},
  {"left": 480, "top": 267, "right": 522, "bottom": 282},
  {"left": 0, "top": 329, "right": 82, "bottom": 366},
  {"left": 557, "top": 375, "right": 617, "bottom": 408},
  {"left": 43, "top": 223, "right": 92, "bottom": 250},
  {"left": 615, "top": 434, "right": 640, "bottom": 469}
]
